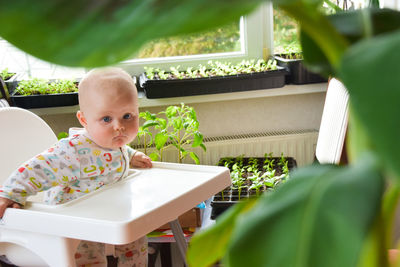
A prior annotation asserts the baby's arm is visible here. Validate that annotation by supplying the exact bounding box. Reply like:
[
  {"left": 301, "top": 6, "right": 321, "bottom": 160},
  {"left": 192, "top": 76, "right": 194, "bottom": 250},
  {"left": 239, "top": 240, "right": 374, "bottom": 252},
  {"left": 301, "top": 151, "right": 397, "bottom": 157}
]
[
  {"left": 130, "top": 151, "right": 152, "bottom": 168},
  {"left": 0, "top": 139, "right": 79, "bottom": 217},
  {"left": 0, "top": 197, "right": 21, "bottom": 218}
]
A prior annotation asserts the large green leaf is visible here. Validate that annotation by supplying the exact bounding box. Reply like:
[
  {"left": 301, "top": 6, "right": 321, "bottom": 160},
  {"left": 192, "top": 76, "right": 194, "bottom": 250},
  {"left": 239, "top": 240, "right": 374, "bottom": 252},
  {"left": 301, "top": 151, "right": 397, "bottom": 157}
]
[
  {"left": 300, "top": 8, "right": 400, "bottom": 76},
  {"left": 187, "top": 199, "right": 257, "bottom": 267},
  {"left": 0, "top": 0, "right": 262, "bottom": 67},
  {"left": 338, "top": 29, "right": 400, "bottom": 178},
  {"left": 223, "top": 154, "right": 383, "bottom": 267}
]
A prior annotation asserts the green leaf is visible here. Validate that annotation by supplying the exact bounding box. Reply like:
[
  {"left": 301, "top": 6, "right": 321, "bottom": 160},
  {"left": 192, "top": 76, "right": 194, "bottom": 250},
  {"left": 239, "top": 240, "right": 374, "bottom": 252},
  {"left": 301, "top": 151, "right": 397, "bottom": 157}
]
[
  {"left": 338, "top": 29, "right": 400, "bottom": 178},
  {"left": 142, "top": 120, "right": 158, "bottom": 129},
  {"left": 140, "top": 111, "right": 157, "bottom": 120},
  {"left": 299, "top": 8, "right": 400, "bottom": 76},
  {"left": 187, "top": 199, "right": 257, "bottom": 267},
  {"left": 189, "top": 152, "right": 200, "bottom": 164},
  {"left": 57, "top": 131, "right": 69, "bottom": 140},
  {"left": 192, "top": 132, "right": 203, "bottom": 147},
  {"left": 149, "top": 152, "right": 159, "bottom": 161},
  {"left": 173, "top": 118, "right": 183, "bottom": 130},
  {"left": 223, "top": 154, "right": 383, "bottom": 267},
  {"left": 200, "top": 143, "right": 207, "bottom": 152},
  {"left": 155, "top": 133, "right": 168, "bottom": 150},
  {"left": 156, "top": 118, "right": 167, "bottom": 130},
  {"left": 165, "top": 106, "right": 179, "bottom": 118},
  {"left": 0, "top": 0, "right": 262, "bottom": 67}
]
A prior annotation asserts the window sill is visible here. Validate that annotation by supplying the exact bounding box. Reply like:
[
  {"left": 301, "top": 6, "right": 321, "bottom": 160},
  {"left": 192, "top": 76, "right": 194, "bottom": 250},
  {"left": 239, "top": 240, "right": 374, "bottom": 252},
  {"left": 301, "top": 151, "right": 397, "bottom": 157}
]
[{"left": 27, "top": 83, "right": 327, "bottom": 116}]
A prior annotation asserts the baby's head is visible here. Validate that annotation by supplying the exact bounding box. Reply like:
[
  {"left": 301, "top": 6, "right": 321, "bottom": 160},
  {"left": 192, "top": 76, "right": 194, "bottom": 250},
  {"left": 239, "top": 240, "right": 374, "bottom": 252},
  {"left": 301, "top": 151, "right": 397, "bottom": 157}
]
[{"left": 76, "top": 67, "right": 139, "bottom": 149}]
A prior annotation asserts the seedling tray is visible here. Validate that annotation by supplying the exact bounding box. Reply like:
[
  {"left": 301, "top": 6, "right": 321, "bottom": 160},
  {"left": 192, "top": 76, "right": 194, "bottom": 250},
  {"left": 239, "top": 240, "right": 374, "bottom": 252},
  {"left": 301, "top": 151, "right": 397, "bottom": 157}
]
[
  {"left": 139, "top": 68, "right": 288, "bottom": 99},
  {"left": 210, "top": 156, "right": 297, "bottom": 219},
  {"left": 274, "top": 55, "right": 327, "bottom": 84},
  {"left": 10, "top": 92, "right": 78, "bottom": 109}
]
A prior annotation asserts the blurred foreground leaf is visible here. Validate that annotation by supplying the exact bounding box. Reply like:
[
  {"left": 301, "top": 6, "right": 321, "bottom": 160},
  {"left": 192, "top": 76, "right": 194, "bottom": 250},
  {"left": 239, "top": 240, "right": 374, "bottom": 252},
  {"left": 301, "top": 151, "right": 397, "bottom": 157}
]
[
  {"left": 221, "top": 154, "right": 383, "bottom": 267},
  {"left": 0, "top": 0, "right": 261, "bottom": 67}
]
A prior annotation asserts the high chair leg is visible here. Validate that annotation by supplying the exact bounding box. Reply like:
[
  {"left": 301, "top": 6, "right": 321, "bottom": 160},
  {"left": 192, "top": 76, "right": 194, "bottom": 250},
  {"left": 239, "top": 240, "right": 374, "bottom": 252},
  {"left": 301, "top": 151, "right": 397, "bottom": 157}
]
[
  {"left": 0, "top": 228, "right": 80, "bottom": 267},
  {"left": 169, "top": 219, "right": 188, "bottom": 267}
]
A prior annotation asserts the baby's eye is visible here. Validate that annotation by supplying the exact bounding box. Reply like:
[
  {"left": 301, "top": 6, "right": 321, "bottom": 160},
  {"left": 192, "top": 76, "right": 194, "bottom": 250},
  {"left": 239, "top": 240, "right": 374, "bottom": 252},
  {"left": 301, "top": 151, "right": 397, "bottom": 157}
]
[
  {"left": 102, "top": 116, "right": 112, "bottom": 123},
  {"left": 123, "top": 113, "right": 132, "bottom": 120}
]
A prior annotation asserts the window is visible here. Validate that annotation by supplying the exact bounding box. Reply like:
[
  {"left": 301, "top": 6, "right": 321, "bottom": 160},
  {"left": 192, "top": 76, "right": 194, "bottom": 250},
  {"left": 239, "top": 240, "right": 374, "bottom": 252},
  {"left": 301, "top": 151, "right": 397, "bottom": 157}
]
[
  {"left": 0, "top": 39, "right": 86, "bottom": 79},
  {"left": 121, "top": 3, "right": 272, "bottom": 76},
  {"left": 273, "top": 7, "right": 300, "bottom": 55}
]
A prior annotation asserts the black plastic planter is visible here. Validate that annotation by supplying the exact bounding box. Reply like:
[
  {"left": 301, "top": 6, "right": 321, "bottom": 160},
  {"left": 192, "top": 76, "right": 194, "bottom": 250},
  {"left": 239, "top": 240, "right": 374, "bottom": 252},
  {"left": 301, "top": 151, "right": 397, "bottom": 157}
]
[
  {"left": 139, "top": 68, "right": 288, "bottom": 99},
  {"left": 274, "top": 55, "right": 327, "bottom": 85},
  {"left": 210, "top": 156, "right": 297, "bottom": 219},
  {"left": 10, "top": 92, "right": 78, "bottom": 109},
  {"left": 0, "top": 73, "right": 18, "bottom": 105}
]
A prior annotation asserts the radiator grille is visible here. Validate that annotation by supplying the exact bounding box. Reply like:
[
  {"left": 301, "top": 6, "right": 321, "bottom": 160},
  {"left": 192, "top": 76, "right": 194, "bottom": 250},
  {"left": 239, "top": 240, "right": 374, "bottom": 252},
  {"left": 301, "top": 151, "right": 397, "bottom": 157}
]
[{"left": 132, "top": 129, "right": 318, "bottom": 167}]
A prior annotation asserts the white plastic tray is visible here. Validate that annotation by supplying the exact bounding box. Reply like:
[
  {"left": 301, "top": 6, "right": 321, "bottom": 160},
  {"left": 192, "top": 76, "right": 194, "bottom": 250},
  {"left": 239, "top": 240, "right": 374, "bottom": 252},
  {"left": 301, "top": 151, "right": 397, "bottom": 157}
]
[{"left": 1, "top": 162, "right": 230, "bottom": 245}]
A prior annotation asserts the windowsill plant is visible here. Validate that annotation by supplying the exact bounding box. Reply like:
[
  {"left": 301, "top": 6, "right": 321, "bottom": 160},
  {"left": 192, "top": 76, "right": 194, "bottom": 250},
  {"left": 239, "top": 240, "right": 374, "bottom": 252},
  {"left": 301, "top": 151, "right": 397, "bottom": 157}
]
[
  {"left": 139, "top": 59, "right": 287, "bottom": 98},
  {"left": 10, "top": 78, "right": 79, "bottom": 109},
  {"left": 274, "top": 43, "right": 327, "bottom": 84},
  {"left": 0, "top": 68, "right": 18, "bottom": 103}
]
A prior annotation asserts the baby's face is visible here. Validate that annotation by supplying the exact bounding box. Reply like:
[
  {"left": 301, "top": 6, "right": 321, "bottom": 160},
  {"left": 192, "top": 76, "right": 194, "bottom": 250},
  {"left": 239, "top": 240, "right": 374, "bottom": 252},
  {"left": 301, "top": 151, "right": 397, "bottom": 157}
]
[{"left": 79, "top": 84, "right": 139, "bottom": 150}]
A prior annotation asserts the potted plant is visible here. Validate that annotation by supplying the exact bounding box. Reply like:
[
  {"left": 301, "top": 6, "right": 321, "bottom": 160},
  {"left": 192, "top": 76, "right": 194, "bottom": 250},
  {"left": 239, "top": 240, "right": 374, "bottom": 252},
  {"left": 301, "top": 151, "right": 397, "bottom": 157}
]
[
  {"left": 10, "top": 78, "right": 79, "bottom": 109},
  {"left": 274, "top": 43, "right": 327, "bottom": 84},
  {"left": 139, "top": 59, "right": 288, "bottom": 98},
  {"left": 135, "top": 103, "right": 206, "bottom": 164},
  {"left": 210, "top": 153, "right": 296, "bottom": 219},
  {"left": 0, "top": 68, "right": 17, "bottom": 104},
  {"left": 133, "top": 103, "right": 207, "bottom": 229}
]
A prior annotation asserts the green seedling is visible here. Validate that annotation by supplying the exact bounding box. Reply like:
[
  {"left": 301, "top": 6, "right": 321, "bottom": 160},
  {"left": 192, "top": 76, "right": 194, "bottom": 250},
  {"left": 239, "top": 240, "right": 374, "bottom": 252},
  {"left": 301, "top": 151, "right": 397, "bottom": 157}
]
[
  {"left": 144, "top": 67, "right": 156, "bottom": 80},
  {"left": 14, "top": 78, "right": 77, "bottom": 96},
  {"left": 0, "top": 68, "right": 14, "bottom": 80},
  {"left": 231, "top": 170, "right": 246, "bottom": 200},
  {"left": 137, "top": 111, "right": 157, "bottom": 155},
  {"left": 140, "top": 103, "right": 206, "bottom": 164},
  {"left": 143, "top": 58, "right": 279, "bottom": 81}
]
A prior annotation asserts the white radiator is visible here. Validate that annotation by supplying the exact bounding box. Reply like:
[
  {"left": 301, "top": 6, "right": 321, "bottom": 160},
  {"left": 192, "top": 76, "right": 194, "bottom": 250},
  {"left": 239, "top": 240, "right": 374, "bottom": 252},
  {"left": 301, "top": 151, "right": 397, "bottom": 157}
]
[{"left": 132, "top": 129, "right": 319, "bottom": 167}]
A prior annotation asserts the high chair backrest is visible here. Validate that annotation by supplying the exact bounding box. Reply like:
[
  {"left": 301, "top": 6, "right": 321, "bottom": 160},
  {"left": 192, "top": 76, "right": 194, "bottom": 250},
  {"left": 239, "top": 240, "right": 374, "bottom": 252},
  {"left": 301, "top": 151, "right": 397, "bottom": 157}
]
[
  {"left": 0, "top": 107, "right": 58, "bottom": 192},
  {"left": 315, "top": 78, "right": 349, "bottom": 164}
]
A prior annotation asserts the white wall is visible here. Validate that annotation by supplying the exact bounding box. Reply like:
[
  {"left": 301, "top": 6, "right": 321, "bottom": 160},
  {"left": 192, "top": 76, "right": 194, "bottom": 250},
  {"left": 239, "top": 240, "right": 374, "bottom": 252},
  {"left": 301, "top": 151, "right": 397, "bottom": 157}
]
[{"left": 38, "top": 86, "right": 327, "bottom": 140}]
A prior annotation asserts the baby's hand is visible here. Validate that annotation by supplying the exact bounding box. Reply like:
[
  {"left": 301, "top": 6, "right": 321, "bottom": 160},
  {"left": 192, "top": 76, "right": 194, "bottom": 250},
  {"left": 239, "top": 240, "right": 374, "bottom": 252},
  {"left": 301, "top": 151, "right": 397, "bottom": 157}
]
[
  {"left": 131, "top": 151, "right": 152, "bottom": 168},
  {"left": 0, "top": 196, "right": 21, "bottom": 218}
]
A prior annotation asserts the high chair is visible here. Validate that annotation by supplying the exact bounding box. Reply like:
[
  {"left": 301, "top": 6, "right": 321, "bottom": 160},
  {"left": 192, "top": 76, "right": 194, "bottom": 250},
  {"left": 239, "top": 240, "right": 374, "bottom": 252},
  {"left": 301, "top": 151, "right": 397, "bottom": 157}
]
[
  {"left": 0, "top": 107, "right": 231, "bottom": 266},
  {"left": 315, "top": 78, "right": 349, "bottom": 164}
]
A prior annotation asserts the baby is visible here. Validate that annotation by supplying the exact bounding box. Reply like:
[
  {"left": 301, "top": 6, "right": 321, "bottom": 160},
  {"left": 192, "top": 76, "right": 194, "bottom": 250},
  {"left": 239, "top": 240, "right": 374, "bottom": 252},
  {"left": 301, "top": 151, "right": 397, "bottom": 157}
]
[{"left": 0, "top": 67, "right": 152, "bottom": 266}]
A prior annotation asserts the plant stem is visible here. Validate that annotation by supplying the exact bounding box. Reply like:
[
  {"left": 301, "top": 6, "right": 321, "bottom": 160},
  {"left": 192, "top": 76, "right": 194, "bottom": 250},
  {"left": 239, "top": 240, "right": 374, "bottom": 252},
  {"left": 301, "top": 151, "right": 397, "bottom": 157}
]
[
  {"left": 144, "top": 134, "right": 147, "bottom": 155},
  {"left": 347, "top": 107, "right": 374, "bottom": 163},
  {"left": 382, "top": 181, "right": 400, "bottom": 250},
  {"left": 178, "top": 129, "right": 182, "bottom": 163}
]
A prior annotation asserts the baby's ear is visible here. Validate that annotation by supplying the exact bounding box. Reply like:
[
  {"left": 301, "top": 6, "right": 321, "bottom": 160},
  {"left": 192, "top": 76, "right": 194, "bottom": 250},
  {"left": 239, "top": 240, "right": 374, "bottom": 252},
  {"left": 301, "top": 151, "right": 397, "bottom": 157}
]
[{"left": 76, "top": 111, "right": 87, "bottom": 127}]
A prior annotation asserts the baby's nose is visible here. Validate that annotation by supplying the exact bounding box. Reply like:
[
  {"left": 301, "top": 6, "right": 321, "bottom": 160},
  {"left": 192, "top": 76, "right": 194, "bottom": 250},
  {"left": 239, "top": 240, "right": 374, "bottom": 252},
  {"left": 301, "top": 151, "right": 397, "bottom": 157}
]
[{"left": 114, "top": 120, "right": 125, "bottom": 131}]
